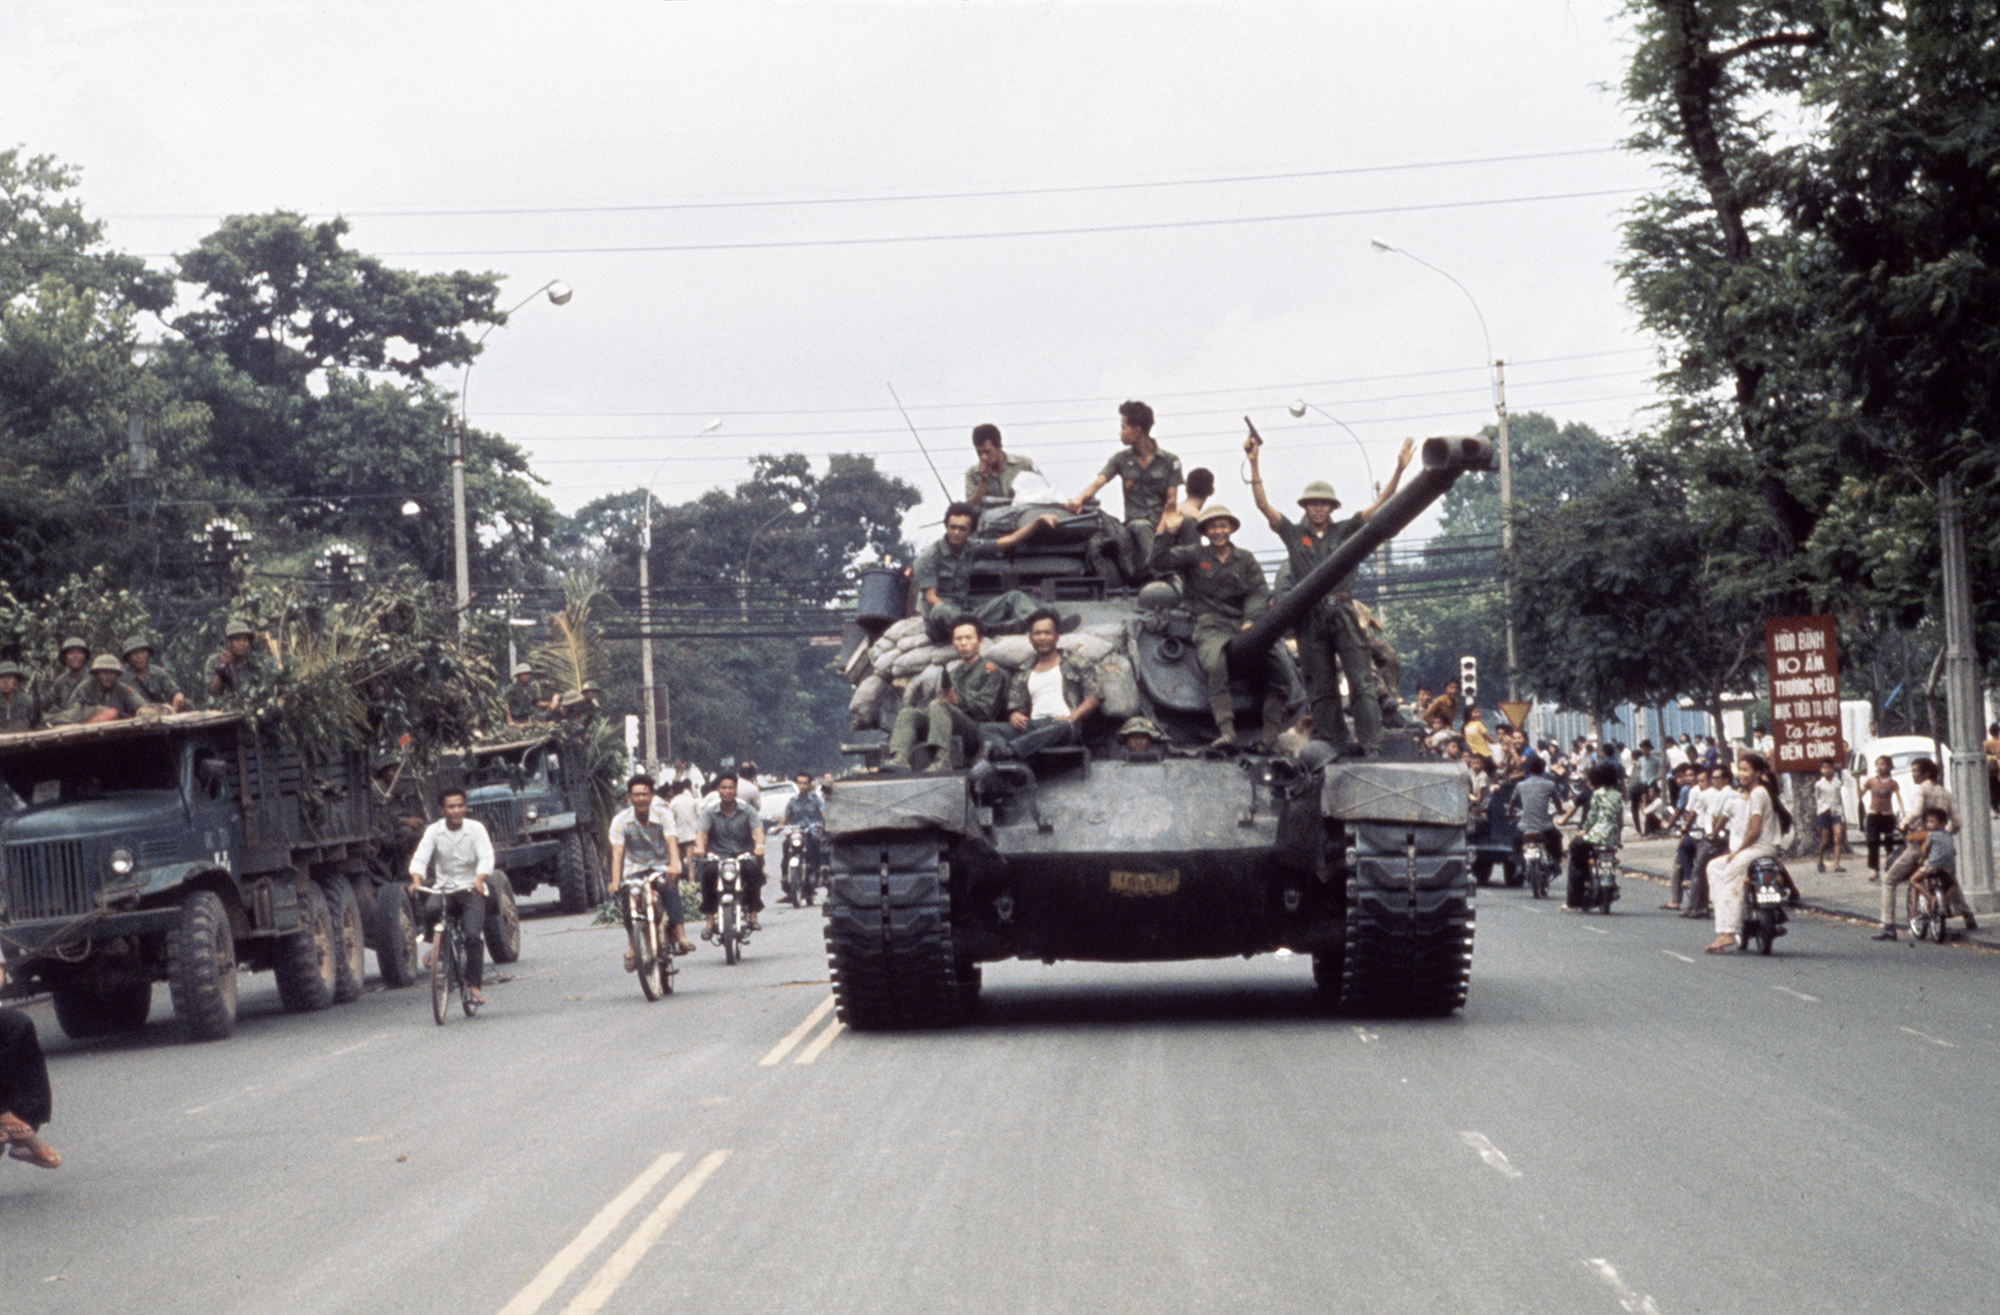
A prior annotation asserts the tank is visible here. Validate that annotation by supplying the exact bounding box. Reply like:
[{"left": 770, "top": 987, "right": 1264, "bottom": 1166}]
[{"left": 824, "top": 435, "right": 1496, "bottom": 1028}]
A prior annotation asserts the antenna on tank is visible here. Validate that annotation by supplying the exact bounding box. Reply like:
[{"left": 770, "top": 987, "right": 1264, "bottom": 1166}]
[{"left": 887, "top": 382, "right": 953, "bottom": 501}]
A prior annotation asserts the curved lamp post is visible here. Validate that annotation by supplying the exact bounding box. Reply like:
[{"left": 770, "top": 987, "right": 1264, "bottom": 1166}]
[
  {"left": 451, "top": 278, "right": 572, "bottom": 632},
  {"left": 1369, "top": 237, "right": 1517, "bottom": 700},
  {"left": 738, "top": 500, "right": 809, "bottom": 621}
]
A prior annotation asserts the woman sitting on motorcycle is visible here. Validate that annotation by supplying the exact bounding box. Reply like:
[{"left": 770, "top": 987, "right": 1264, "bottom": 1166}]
[
  {"left": 1707, "top": 752, "right": 1792, "bottom": 954},
  {"left": 1562, "top": 760, "right": 1625, "bottom": 910}
]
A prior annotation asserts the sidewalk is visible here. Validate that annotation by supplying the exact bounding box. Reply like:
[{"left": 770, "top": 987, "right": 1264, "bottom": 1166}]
[{"left": 1611, "top": 837, "right": 2000, "bottom": 950}]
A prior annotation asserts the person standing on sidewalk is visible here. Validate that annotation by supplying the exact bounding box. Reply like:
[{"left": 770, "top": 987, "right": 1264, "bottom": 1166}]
[
  {"left": 1662, "top": 762, "right": 1701, "bottom": 910},
  {"left": 1813, "top": 760, "right": 1847, "bottom": 872},
  {"left": 1707, "top": 754, "right": 1791, "bottom": 954},
  {"left": 1862, "top": 756, "right": 1904, "bottom": 879}
]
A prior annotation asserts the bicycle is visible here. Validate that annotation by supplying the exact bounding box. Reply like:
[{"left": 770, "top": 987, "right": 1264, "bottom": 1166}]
[
  {"left": 414, "top": 885, "right": 482, "bottom": 1024},
  {"left": 618, "top": 865, "right": 679, "bottom": 1001},
  {"left": 1908, "top": 869, "right": 1960, "bottom": 944}
]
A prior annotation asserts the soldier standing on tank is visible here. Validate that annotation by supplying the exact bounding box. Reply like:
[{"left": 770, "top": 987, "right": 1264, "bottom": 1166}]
[
  {"left": 1150, "top": 504, "right": 1292, "bottom": 749},
  {"left": 964, "top": 424, "right": 1040, "bottom": 504},
  {"left": 0, "top": 662, "right": 36, "bottom": 733},
  {"left": 1244, "top": 428, "right": 1415, "bottom": 759},
  {"left": 42, "top": 637, "right": 91, "bottom": 719},
  {"left": 912, "top": 502, "right": 1059, "bottom": 644},
  {"left": 208, "top": 618, "right": 260, "bottom": 702},
  {"left": 504, "top": 663, "right": 544, "bottom": 726},
  {"left": 884, "top": 617, "right": 1009, "bottom": 772},
  {"left": 1066, "top": 400, "right": 1181, "bottom": 583},
  {"left": 117, "top": 637, "right": 185, "bottom": 712}
]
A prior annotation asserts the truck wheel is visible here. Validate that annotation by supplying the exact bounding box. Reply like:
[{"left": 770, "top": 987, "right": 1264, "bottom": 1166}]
[
  {"left": 323, "top": 876, "right": 367, "bottom": 1003},
  {"left": 51, "top": 978, "right": 151, "bottom": 1038},
  {"left": 557, "top": 832, "right": 592, "bottom": 914},
  {"left": 275, "top": 881, "right": 337, "bottom": 1013},
  {"left": 374, "top": 884, "right": 421, "bottom": 988},
  {"left": 822, "top": 835, "right": 964, "bottom": 1030},
  {"left": 485, "top": 871, "right": 522, "bottom": 964},
  {"left": 168, "top": 889, "right": 239, "bottom": 1041}
]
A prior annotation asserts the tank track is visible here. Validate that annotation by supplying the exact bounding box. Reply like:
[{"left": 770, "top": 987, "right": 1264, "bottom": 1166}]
[
  {"left": 1340, "top": 823, "right": 1474, "bottom": 1016},
  {"left": 823, "top": 833, "right": 965, "bottom": 1030}
]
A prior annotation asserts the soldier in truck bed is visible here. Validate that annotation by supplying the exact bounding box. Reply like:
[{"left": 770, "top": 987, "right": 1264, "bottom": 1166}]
[
  {"left": 0, "top": 662, "right": 35, "bottom": 733},
  {"left": 54, "top": 654, "right": 144, "bottom": 723},
  {"left": 208, "top": 618, "right": 261, "bottom": 702},
  {"left": 41, "top": 637, "right": 90, "bottom": 717},
  {"left": 117, "top": 636, "right": 185, "bottom": 711}
]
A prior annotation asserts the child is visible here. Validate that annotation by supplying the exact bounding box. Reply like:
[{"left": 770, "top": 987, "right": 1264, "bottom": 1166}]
[{"left": 1813, "top": 760, "right": 1846, "bottom": 872}]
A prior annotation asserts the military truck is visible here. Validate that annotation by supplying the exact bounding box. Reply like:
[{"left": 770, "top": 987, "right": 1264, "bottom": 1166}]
[
  {"left": 0, "top": 711, "right": 386, "bottom": 1041},
  {"left": 824, "top": 435, "right": 1492, "bottom": 1028},
  {"left": 431, "top": 733, "right": 603, "bottom": 920}
]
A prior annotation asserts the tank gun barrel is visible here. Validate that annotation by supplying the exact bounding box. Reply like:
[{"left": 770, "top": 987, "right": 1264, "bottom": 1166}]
[{"left": 1229, "top": 435, "right": 1495, "bottom": 663}]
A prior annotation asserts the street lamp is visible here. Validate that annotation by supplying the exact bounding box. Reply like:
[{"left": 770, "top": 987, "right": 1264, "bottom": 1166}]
[
  {"left": 451, "top": 278, "right": 572, "bottom": 633},
  {"left": 638, "top": 418, "right": 724, "bottom": 771},
  {"left": 1287, "top": 401, "right": 1389, "bottom": 617},
  {"left": 738, "top": 500, "right": 809, "bottom": 621},
  {"left": 1370, "top": 237, "right": 1517, "bottom": 700}
]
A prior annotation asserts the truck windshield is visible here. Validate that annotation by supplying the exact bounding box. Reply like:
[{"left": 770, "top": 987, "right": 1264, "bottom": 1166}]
[{"left": 0, "top": 739, "right": 179, "bottom": 806}]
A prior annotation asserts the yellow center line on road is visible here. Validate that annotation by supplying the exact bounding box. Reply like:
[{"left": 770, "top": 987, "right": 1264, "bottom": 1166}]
[
  {"left": 759, "top": 994, "right": 837, "bottom": 1066},
  {"left": 559, "top": 1150, "right": 733, "bottom": 1315},
  {"left": 794, "top": 1017, "right": 844, "bottom": 1064},
  {"left": 495, "top": 1152, "right": 685, "bottom": 1315}
]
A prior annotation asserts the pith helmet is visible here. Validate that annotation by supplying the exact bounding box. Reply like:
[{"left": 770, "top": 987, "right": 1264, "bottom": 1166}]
[
  {"left": 88, "top": 654, "right": 122, "bottom": 674},
  {"left": 58, "top": 636, "right": 89, "bottom": 657},
  {"left": 121, "top": 636, "right": 154, "bottom": 659},
  {"left": 224, "top": 617, "right": 255, "bottom": 638},
  {"left": 1296, "top": 480, "right": 1342, "bottom": 510},
  {"left": 511, "top": 662, "right": 533, "bottom": 678},
  {"left": 1195, "top": 504, "right": 1241, "bottom": 532},
  {"left": 0, "top": 661, "right": 22, "bottom": 679},
  {"left": 1118, "top": 716, "right": 1165, "bottom": 740}
]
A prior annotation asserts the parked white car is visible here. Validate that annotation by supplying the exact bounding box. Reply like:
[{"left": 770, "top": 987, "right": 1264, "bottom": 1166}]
[{"left": 1838, "top": 735, "right": 1955, "bottom": 824}]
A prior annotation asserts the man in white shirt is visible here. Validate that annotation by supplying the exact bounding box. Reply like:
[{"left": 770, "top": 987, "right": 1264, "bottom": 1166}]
[{"left": 407, "top": 788, "right": 495, "bottom": 1006}]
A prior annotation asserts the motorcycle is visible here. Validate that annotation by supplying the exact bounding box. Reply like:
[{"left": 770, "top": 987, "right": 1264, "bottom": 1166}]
[
  {"left": 706, "top": 854, "right": 752, "bottom": 965},
  {"left": 1742, "top": 855, "right": 1790, "bottom": 954},
  {"left": 781, "top": 824, "right": 825, "bottom": 907}
]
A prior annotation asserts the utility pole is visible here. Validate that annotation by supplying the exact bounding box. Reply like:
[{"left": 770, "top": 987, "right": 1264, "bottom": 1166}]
[
  {"left": 639, "top": 495, "right": 657, "bottom": 771},
  {"left": 1939, "top": 476, "right": 1994, "bottom": 909},
  {"left": 1495, "top": 359, "right": 1518, "bottom": 702}
]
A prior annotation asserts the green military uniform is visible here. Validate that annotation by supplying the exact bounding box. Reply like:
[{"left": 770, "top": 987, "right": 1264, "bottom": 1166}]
[
  {"left": 0, "top": 662, "right": 35, "bottom": 734},
  {"left": 117, "top": 638, "right": 182, "bottom": 709},
  {"left": 1098, "top": 445, "right": 1182, "bottom": 581},
  {"left": 43, "top": 638, "right": 91, "bottom": 719},
  {"left": 886, "top": 653, "right": 1011, "bottom": 770},
  {"left": 1271, "top": 509, "right": 1380, "bottom": 753},
  {"left": 912, "top": 537, "right": 1040, "bottom": 645},
  {"left": 1151, "top": 517, "right": 1290, "bottom": 742},
  {"left": 504, "top": 664, "right": 544, "bottom": 724},
  {"left": 58, "top": 655, "right": 145, "bottom": 722},
  {"left": 963, "top": 453, "right": 1040, "bottom": 503}
]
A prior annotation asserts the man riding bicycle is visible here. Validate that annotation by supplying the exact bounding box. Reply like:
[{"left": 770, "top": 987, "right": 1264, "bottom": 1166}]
[
  {"left": 694, "top": 772, "right": 767, "bottom": 937},
  {"left": 406, "top": 787, "right": 494, "bottom": 1008},
  {"left": 609, "top": 773, "right": 694, "bottom": 966}
]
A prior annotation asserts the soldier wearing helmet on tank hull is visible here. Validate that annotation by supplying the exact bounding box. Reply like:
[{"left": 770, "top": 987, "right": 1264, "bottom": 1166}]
[
  {"left": 1244, "top": 425, "right": 1415, "bottom": 760},
  {"left": 1150, "top": 503, "right": 1291, "bottom": 749}
]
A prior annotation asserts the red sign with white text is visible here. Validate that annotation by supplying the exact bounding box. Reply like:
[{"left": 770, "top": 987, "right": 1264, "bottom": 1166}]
[{"left": 1764, "top": 615, "right": 1842, "bottom": 771}]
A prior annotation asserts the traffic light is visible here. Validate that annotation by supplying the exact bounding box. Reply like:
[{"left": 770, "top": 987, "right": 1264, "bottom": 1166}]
[{"left": 1460, "top": 655, "right": 1478, "bottom": 708}]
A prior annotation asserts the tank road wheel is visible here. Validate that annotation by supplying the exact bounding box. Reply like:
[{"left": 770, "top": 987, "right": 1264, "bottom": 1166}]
[
  {"left": 557, "top": 832, "right": 593, "bottom": 914},
  {"left": 822, "top": 834, "right": 963, "bottom": 1030},
  {"left": 1341, "top": 823, "right": 1475, "bottom": 1018},
  {"left": 374, "top": 883, "right": 421, "bottom": 988},
  {"left": 168, "top": 889, "right": 239, "bottom": 1041},
  {"left": 51, "top": 978, "right": 152, "bottom": 1038},
  {"left": 484, "top": 871, "right": 522, "bottom": 964},
  {"left": 323, "top": 876, "right": 367, "bottom": 1003},
  {"left": 275, "top": 881, "right": 337, "bottom": 1013}
]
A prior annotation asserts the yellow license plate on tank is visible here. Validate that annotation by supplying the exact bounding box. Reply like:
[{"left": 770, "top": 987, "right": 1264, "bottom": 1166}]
[{"left": 1109, "top": 868, "right": 1181, "bottom": 896}]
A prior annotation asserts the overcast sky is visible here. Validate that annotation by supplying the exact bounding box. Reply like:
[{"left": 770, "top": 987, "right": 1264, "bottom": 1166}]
[{"left": 5, "top": 0, "right": 1659, "bottom": 552}]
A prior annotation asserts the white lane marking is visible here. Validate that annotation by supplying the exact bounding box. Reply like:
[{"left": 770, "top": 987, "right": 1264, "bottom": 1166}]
[
  {"left": 759, "top": 995, "right": 837, "bottom": 1066},
  {"left": 495, "top": 1151, "right": 685, "bottom": 1315},
  {"left": 1459, "top": 1131, "right": 1522, "bottom": 1179},
  {"left": 1586, "top": 1258, "right": 1662, "bottom": 1314},
  {"left": 1353, "top": 1027, "right": 1379, "bottom": 1045},
  {"left": 560, "top": 1150, "right": 731, "bottom": 1315},
  {"left": 329, "top": 1030, "right": 393, "bottom": 1058},
  {"left": 1662, "top": 950, "right": 1695, "bottom": 963},
  {"left": 1583, "top": 925, "right": 1608, "bottom": 934},
  {"left": 794, "top": 1017, "right": 844, "bottom": 1064},
  {"left": 1770, "top": 985, "right": 1818, "bottom": 1003},
  {"left": 1900, "top": 1025, "right": 1957, "bottom": 1049}
]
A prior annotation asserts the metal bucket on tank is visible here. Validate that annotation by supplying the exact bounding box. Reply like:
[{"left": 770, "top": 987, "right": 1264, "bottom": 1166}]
[{"left": 855, "top": 566, "right": 909, "bottom": 636}]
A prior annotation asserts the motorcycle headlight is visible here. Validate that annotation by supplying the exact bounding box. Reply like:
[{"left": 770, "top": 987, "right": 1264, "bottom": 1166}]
[{"left": 109, "top": 847, "right": 136, "bottom": 876}]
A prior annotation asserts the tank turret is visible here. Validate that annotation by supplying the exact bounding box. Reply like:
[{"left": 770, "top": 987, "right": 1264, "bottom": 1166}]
[{"left": 823, "top": 435, "right": 1491, "bottom": 1029}]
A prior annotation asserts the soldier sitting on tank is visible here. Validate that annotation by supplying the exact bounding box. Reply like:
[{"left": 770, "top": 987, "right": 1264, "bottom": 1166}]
[
  {"left": 52, "top": 655, "right": 144, "bottom": 724},
  {"left": 1149, "top": 503, "right": 1291, "bottom": 750},
  {"left": 1066, "top": 400, "right": 1181, "bottom": 584},
  {"left": 1118, "top": 716, "right": 1166, "bottom": 762},
  {"left": 1243, "top": 426, "right": 1414, "bottom": 759},
  {"left": 964, "top": 423, "right": 1040, "bottom": 504},
  {"left": 914, "top": 501, "right": 1059, "bottom": 644},
  {"left": 982, "top": 608, "right": 1101, "bottom": 761},
  {"left": 885, "top": 617, "right": 1009, "bottom": 772},
  {"left": 0, "top": 662, "right": 36, "bottom": 734},
  {"left": 117, "top": 636, "right": 185, "bottom": 712}
]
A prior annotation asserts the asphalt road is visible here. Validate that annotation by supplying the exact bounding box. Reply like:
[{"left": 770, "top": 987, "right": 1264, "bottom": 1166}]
[{"left": 5, "top": 885, "right": 1998, "bottom": 1315}]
